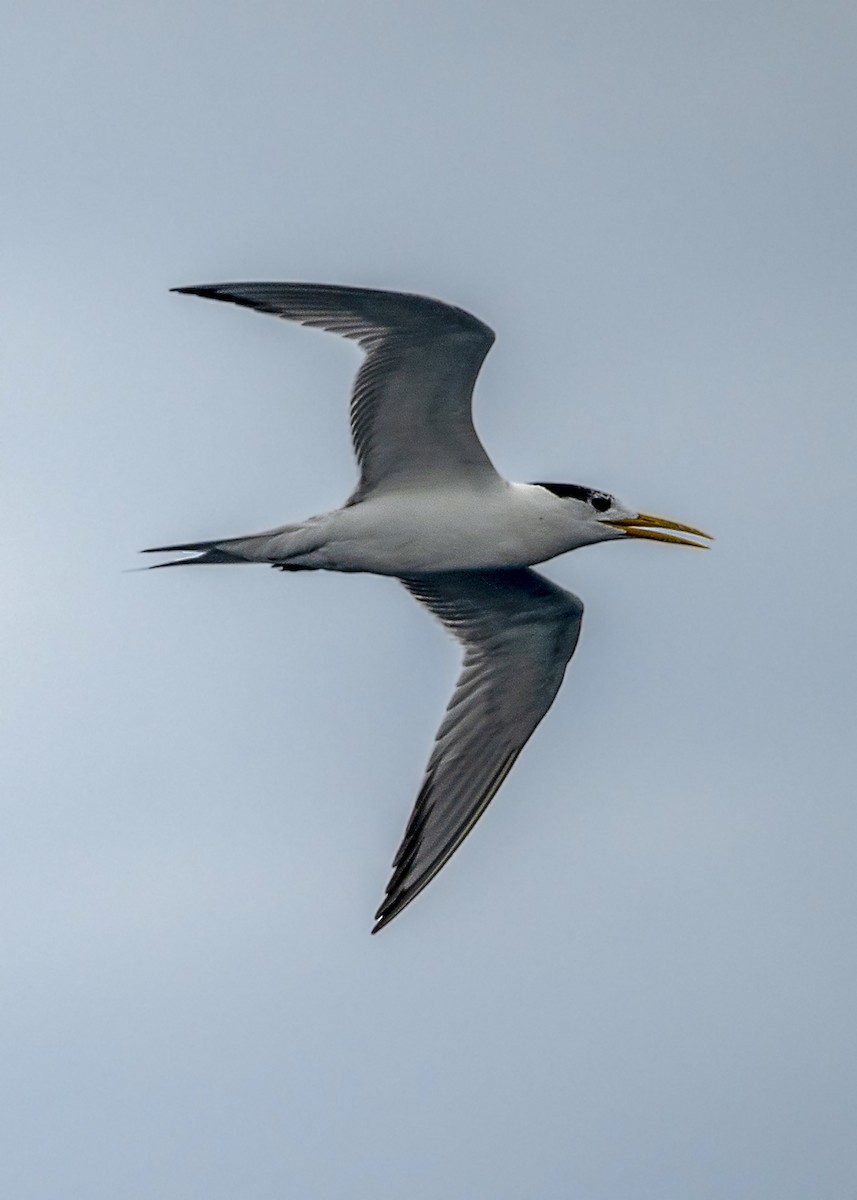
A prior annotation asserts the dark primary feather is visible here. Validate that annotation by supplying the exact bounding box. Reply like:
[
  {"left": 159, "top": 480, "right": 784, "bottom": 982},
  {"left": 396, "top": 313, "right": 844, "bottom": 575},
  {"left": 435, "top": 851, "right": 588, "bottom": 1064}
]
[
  {"left": 373, "top": 569, "right": 584, "bottom": 932},
  {"left": 172, "top": 282, "right": 499, "bottom": 499}
]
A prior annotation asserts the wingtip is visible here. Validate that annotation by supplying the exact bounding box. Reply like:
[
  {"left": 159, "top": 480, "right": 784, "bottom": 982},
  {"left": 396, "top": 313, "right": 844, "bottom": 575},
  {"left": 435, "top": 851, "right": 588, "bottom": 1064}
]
[
  {"left": 370, "top": 910, "right": 394, "bottom": 935},
  {"left": 371, "top": 890, "right": 400, "bottom": 933},
  {"left": 371, "top": 886, "right": 416, "bottom": 933},
  {"left": 169, "top": 283, "right": 278, "bottom": 314},
  {"left": 171, "top": 284, "right": 218, "bottom": 297}
]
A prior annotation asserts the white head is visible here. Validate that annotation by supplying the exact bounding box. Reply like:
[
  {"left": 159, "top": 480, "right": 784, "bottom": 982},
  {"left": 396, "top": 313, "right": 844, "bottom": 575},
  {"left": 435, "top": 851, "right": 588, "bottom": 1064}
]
[{"left": 531, "top": 482, "right": 711, "bottom": 550}]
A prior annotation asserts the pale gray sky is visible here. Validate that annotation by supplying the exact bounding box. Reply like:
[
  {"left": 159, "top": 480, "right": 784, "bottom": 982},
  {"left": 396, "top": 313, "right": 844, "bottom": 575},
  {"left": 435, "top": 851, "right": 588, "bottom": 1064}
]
[{"left": 2, "top": 2, "right": 856, "bottom": 1197}]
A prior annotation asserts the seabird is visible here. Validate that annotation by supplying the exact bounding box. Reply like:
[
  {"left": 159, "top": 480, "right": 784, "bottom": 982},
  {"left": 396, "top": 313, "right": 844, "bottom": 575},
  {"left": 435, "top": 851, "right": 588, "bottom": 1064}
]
[{"left": 146, "top": 283, "right": 710, "bottom": 932}]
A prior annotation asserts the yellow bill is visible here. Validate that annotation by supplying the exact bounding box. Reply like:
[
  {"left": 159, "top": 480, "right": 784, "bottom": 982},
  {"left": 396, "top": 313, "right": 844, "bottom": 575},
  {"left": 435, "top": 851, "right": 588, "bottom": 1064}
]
[{"left": 606, "top": 513, "right": 712, "bottom": 549}]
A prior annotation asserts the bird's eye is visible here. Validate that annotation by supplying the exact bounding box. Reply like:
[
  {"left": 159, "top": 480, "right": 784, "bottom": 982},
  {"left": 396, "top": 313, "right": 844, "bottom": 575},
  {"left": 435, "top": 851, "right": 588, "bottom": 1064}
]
[{"left": 590, "top": 493, "right": 611, "bottom": 512}]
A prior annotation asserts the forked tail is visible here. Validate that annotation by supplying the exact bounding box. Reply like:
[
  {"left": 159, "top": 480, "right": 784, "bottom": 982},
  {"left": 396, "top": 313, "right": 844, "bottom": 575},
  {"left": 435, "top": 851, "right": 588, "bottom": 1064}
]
[
  {"left": 141, "top": 538, "right": 247, "bottom": 568},
  {"left": 141, "top": 523, "right": 315, "bottom": 569}
]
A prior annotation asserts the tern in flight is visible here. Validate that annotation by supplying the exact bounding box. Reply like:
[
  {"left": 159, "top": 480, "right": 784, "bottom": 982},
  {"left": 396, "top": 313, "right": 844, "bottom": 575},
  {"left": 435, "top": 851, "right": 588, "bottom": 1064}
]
[{"left": 146, "top": 283, "right": 710, "bottom": 932}]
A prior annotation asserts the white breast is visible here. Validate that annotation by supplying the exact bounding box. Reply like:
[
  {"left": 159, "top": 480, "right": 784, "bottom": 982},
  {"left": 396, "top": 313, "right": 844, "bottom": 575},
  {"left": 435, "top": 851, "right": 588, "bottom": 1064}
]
[{"left": 316, "top": 482, "right": 582, "bottom": 574}]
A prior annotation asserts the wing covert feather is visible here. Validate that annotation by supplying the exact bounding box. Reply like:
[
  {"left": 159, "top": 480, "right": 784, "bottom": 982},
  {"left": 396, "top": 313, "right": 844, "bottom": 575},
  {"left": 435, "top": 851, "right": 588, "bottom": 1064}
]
[
  {"left": 373, "top": 569, "right": 584, "bottom": 932},
  {"left": 173, "top": 282, "right": 498, "bottom": 497}
]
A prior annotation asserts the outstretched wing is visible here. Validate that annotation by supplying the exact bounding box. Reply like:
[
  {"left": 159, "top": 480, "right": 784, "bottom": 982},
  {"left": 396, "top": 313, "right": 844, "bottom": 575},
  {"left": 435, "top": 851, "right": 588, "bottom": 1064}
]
[
  {"left": 173, "top": 282, "right": 499, "bottom": 499},
  {"left": 374, "top": 569, "right": 584, "bottom": 932}
]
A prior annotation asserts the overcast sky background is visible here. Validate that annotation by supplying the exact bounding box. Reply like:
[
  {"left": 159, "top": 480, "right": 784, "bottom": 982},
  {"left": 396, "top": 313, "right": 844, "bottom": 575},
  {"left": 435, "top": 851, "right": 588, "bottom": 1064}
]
[{"left": 2, "top": 3, "right": 856, "bottom": 1197}]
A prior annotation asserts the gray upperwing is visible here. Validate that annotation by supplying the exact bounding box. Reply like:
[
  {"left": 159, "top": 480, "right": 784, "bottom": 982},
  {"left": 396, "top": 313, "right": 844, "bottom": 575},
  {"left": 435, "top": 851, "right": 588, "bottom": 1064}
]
[
  {"left": 373, "top": 568, "right": 584, "bottom": 932},
  {"left": 173, "top": 282, "right": 500, "bottom": 499}
]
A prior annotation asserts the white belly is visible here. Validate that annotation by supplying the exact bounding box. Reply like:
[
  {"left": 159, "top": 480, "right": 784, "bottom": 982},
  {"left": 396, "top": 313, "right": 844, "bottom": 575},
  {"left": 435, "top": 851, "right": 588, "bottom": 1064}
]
[{"left": 312, "top": 483, "right": 578, "bottom": 574}]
